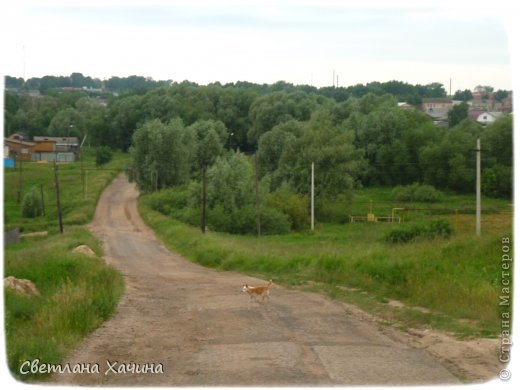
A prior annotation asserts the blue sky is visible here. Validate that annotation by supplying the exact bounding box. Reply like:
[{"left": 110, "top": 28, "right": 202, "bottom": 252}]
[{"left": 1, "top": 0, "right": 516, "bottom": 91}]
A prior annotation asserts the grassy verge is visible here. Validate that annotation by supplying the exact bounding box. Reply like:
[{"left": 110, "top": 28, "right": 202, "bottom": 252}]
[
  {"left": 4, "top": 227, "right": 124, "bottom": 381},
  {"left": 4, "top": 148, "right": 130, "bottom": 233},
  {"left": 139, "top": 189, "right": 512, "bottom": 338},
  {"left": 4, "top": 149, "right": 129, "bottom": 381}
]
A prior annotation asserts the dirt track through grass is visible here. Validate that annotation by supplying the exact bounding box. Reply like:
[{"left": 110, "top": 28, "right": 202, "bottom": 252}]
[{"left": 51, "top": 174, "right": 461, "bottom": 386}]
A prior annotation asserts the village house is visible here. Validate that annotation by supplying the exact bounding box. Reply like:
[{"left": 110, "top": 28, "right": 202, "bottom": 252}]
[
  {"left": 421, "top": 98, "right": 454, "bottom": 128},
  {"left": 421, "top": 98, "right": 453, "bottom": 111},
  {"left": 4, "top": 134, "right": 79, "bottom": 163},
  {"left": 475, "top": 111, "right": 504, "bottom": 126}
]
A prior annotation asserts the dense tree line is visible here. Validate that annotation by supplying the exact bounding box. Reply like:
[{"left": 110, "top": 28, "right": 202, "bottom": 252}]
[
  {"left": 5, "top": 73, "right": 171, "bottom": 93},
  {"left": 4, "top": 75, "right": 512, "bottom": 222}
]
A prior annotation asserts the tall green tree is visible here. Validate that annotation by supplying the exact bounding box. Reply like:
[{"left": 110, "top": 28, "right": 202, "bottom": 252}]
[
  {"left": 257, "top": 120, "right": 302, "bottom": 176},
  {"left": 480, "top": 115, "right": 512, "bottom": 198},
  {"left": 276, "top": 108, "right": 367, "bottom": 197},
  {"left": 453, "top": 89, "right": 473, "bottom": 101},
  {"left": 48, "top": 108, "right": 83, "bottom": 137},
  {"left": 448, "top": 102, "right": 469, "bottom": 127},
  {"left": 131, "top": 119, "right": 196, "bottom": 191},
  {"left": 206, "top": 152, "right": 255, "bottom": 213},
  {"left": 247, "top": 91, "right": 318, "bottom": 145},
  {"left": 110, "top": 95, "right": 144, "bottom": 151}
]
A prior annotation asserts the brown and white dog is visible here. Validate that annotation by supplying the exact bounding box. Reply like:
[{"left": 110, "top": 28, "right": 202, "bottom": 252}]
[{"left": 242, "top": 280, "right": 273, "bottom": 302}]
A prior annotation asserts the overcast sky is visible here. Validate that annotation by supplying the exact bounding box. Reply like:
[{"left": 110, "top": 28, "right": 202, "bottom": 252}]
[{"left": 1, "top": 0, "right": 518, "bottom": 91}]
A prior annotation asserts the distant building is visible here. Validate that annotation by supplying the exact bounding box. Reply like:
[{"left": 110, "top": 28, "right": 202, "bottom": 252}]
[
  {"left": 4, "top": 135, "right": 79, "bottom": 163},
  {"left": 476, "top": 111, "right": 504, "bottom": 126},
  {"left": 32, "top": 136, "right": 79, "bottom": 162},
  {"left": 8, "top": 133, "right": 28, "bottom": 141},
  {"left": 468, "top": 109, "right": 486, "bottom": 121},
  {"left": 4, "top": 136, "right": 37, "bottom": 161},
  {"left": 470, "top": 90, "right": 513, "bottom": 113},
  {"left": 421, "top": 98, "right": 453, "bottom": 127},
  {"left": 421, "top": 98, "right": 453, "bottom": 112},
  {"left": 397, "top": 102, "right": 414, "bottom": 110},
  {"left": 33, "top": 136, "right": 79, "bottom": 153}
]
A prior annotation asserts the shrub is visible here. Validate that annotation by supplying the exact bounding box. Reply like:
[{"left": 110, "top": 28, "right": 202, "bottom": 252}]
[
  {"left": 176, "top": 207, "right": 201, "bottom": 227},
  {"left": 385, "top": 225, "right": 422, "bottom": 244},
  {"left": 427, "top": 219, "right": 453, "bottom": 238},
  {"left": 208, "top": 205, "right": 290, "bottom": 235},
  {"left": 258, "top": 206, "right": 291, "bottom": 235},
  {"left": 207, "top": 205, "right": 233, "bottom": 233},
  {"left": 265, "top": 191, "right": 309, "bottom": 230},
  {"left": 22, "top": 186, "right": 44, "bottom": 218},
  {"left": 482, "top": 165, "right": 512, "bottom": 199},
  {"left": 386, "top": 219, "right": 453, "bottom": 244},
  {"left": 391, "top": 183, "right": 443, "bottom": 203},
  {"left": 95, "top": 146, "right": 112, "bottom": 166},
  {"left": 147, "top": 187, "right": 189, "bottom": 216}
]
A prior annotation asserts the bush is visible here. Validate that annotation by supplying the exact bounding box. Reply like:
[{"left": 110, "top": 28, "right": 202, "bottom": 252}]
[
  {"left": 207, "top": 205, "right": 233, "bottom": 233},
  {"left": 258, "top": 206, "right": 291, "bottom": 235},
  {"left": 147, "top": 187, "right": 190, "bottom": 216},
  {"left": 482, "top": 165, "right": 512, "bottom": 199},
  {"left": 391, "top": 183, "right": 443, "bottom": 203},
  {"left": 265, "top": 191, "right": 309, "bottom": 230},
  {"left": 427, "top": 219, "right": 453, "bottom": 238},
  {"left": 208, "top": 205, "right": 290, "bottom": 235},
  {"left": 95, "top": 146, "right": 113, "bottom": 166},
  {"left": 385, "top": 219, "right": 453, "bottom": 244},
  {"left": 22, "top": 186, "right": 44, "bottom": 218}
]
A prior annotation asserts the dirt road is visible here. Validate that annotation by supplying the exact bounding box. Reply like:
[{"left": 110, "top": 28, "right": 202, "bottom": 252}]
[{"left": 53, "top": 174, "right": 459, "bottom": 386}]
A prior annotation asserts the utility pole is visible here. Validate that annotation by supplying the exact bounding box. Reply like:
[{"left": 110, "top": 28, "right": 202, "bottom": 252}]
[
  {"left": 201, "top": 165, "right": 207, "bottom": 234},
  {"left": 80, "top": 148, "right": 86, "bottom": 198},
  {"left": 53, "top": 160, "right": 64, "bottom": 234},
  {"left": 84, "top": 170, "right": 88, "bottom": 198},
  {"left": 476, "top": 138, "right": 481, "bottom": 237},
  {"left": 255, "top": 154, "right": 261, "bottom": 237},
  {"left": 311, "top": 162, "right": 315, "bottom": 231},
  {"left": 40, "top": 184, "right": 45, "bottom": 216},
  {"left": 16, "top": 153, "right": 23, "bottom": 204}
]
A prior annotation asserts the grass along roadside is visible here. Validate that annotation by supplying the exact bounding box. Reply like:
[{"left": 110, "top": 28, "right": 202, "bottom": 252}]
[
  {"left": 4, "top": 149, "right": 129, "bottom": 381},
  {"left": 4, "top": 227, "right": 124, "bottom": 381},
  {"left": 4, "top": 148, "right": 130, "bottom": 233},
  {"left": 139, "top": 190, "right": 512, "bottom": 338}
]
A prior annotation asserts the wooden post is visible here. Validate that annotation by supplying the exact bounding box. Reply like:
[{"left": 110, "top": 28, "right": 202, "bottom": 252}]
[
  {"left": 201, "top": 165, "right": 207, "bottom": 234},
  {"left": 84, "top": 170, "right": 88, "bottom": 198},
  {"left": 53, "top": 160, "right": 64, "bottom": 234},
  {"left": 476, "top": 139, "right": 481, "bottom": 237},
  {"left": 255, "top": 154, "right": 261, "bottom": 237},
  {"left": 16, "top": 153, "right": 23, "bottom": 204},
  {"left": 80, "top": 148, "right": 86, "bottom": 198},
  {"left": 311, "top": 162, "right": 315, "bottom": 231},
  {"left": 40, "top": 184, "right": 45, "bottom": 216}
]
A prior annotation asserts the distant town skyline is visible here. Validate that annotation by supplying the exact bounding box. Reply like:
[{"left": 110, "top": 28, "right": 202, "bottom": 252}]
[{"left": 1, "top": 0, "right": 516, "bottom": 92}]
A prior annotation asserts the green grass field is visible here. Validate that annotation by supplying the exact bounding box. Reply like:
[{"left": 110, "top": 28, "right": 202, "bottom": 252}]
[
  {"left": 139, "top": 188, "right": 512, "bottom": 338},
  {"left": 4, "top": 228, "right": 124, "bottom": 381},
  {"left": 4, "top": 148, "right": 130, "bottom": 233},
  {"left": 4, "top": 149, "right": 129, "bottom": 380}
]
